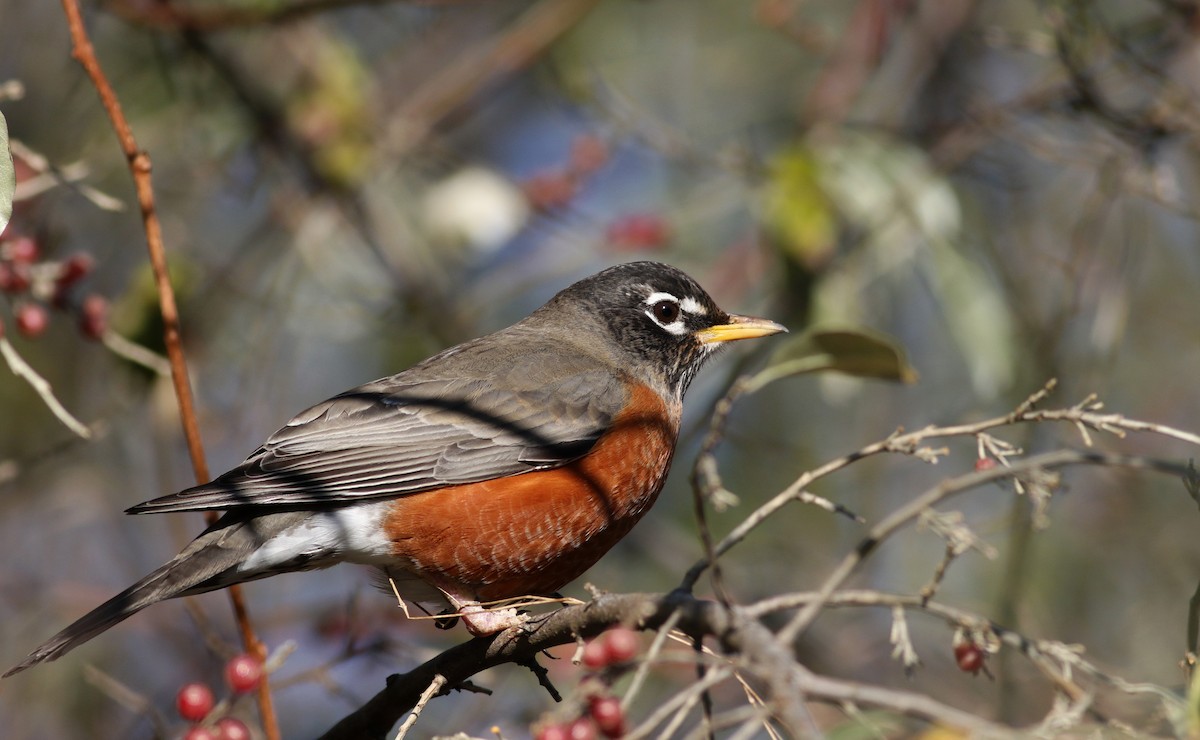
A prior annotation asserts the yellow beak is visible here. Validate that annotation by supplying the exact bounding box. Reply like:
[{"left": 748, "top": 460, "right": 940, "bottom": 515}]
[{"left": 695, "top": 314, "right": 788, "bottom": 345}]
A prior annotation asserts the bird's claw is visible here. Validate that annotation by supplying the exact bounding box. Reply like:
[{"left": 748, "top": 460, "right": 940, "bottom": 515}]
[{"left": 458, "top": 604, "right": 529, "bottom": 636}]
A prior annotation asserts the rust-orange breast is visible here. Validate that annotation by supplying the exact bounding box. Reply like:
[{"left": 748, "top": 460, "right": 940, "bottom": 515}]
[{"left": 383, "top": 382, "right": 679, "bottom": 601}]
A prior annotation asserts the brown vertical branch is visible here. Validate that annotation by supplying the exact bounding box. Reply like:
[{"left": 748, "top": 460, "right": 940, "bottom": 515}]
[{"left": 56, "top": 3, "right": 279, "bottom": 739}]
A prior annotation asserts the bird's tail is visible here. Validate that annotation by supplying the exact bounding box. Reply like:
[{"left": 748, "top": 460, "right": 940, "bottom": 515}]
[{"left": 4, "top": 511, "right": 305, "bottom": 677}]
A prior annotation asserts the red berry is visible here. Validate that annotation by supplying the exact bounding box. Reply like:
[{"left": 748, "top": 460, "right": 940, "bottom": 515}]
[
  {"left": 581, "top": 638, "right": 610, "bottom": 669},
  {"left": 15, "top": 303, "right": 48, "bottom": 338},
  {"left": 522, "top": 170, "right": 577, "bottom": 210},
  {"left": 215, "top": 717, "right": 252, "bottom": 740},
  {"left": 79, "top": 294, "right": 108, "bottom": 340},
  {"left": 176, "top": 682, "right": 215, "bottom": 722},
  {"left": 589, "top": 696, "right": 626, "bottom": 737},
  {"left": 183, "top": 727, "right": 219, "bottom": 740},
  {"left": 0, "top": 262, "right": 31, "bottom": 293},
  {"left": 58, "top": 252, "right": 94, "bottom": 287},
  {"left": 974, "top": 458, "right": 997, "bottom": 472},
  {"left": 5, "top": 236, "right": 38, "bottom": 264},
  {"left": 224, "top": 653, "right": 263, "bottom": 694},
  {"left": 570, "top": 135, "right": 609, "bottom": 175},
  {"left": 535, "top": 725, "right": 571, "bottom": 740},
  {"left": 954, "top": 642, "right": 985, "bottom": 675},
  {"left": 603, "top": 627, "right": 639, "bottom": 664},
  {"left": 567, "top": 718, "right": 598, "bottom": 740},
  {"left": 605, "top": 213, "right": 669, "bottom": 249}
]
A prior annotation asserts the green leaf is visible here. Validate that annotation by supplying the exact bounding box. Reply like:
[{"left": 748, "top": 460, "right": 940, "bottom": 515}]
[
  {"left": 0, "top": 109, "right": 13, "bottom": 237},
  {"left": 763, "top": 145, "right": 836, "bottom": 268},
  {"left": 750, "top": 328, "right": 918, "bottom": 391}
]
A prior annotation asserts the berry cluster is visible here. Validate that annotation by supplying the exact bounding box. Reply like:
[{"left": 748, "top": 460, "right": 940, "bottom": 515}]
[
  {"left": 603, "top": 213, "right": 669, "bottom": 251},
  {"left": 521, "top": 134, "right": 610, "bottom": 211},
  {"left": 579, "top": 625, "right": 639, "bottom": 671},
  {"left": 534, "top": 626, "right": 641, "bottom": 739},
  {"left": 516, "top": 134, "right": 671, "bottom": 251},
  {"left": 0, "top": 232, "right": 106, "bottom": 341},
  {"left": 175, "top": 653, "right": 263, "bottom": 740}
]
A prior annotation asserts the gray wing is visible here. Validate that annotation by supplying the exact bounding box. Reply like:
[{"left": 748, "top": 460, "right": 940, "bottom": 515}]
[{"left": 128, "top": 364, "right": 627, "bottom": 514}]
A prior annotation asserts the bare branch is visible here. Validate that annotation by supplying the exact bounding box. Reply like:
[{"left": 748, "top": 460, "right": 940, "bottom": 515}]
[
  {"left": 684, "top": 381, "right": 1200, "bottom": 590},
  {"left": 776, "top": 450, "right": 1189, "bottom": 644},
  {"left": 82, "top": 665, "right": 170, "bottom": 737},
  {"left": 0, "top": 336, "right": 91, "bottom": 439},
  {"left": 393, "top": 674, "right": 445, "bottom": 740},
  {"left": 318, "top": 591, "right": 1015, "bottom": 739}
]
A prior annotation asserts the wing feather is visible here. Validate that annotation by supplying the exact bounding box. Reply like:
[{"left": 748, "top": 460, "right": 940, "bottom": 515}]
[{"left": 129, "top": 346, "right": 627, "bottom": 514}]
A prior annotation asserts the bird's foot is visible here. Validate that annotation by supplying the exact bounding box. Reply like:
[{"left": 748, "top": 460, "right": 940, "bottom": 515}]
[{"left": 457, "top": 603, "right": 529, "bottom": 636}]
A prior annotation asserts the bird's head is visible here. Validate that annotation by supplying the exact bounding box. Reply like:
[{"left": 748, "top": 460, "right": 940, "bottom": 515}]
[{"left": 542, "top": 261, "right": 787, "bottom": 397}]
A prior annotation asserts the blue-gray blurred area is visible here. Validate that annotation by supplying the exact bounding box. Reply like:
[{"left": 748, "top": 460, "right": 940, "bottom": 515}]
[{"left": 2, "top": 0, "right": 1200, "bottom": 737}]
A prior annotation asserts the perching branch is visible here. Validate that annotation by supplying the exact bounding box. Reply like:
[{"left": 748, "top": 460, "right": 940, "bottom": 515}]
[{"left": 317, "top": 590, "right": 1012, "bottom": 740}]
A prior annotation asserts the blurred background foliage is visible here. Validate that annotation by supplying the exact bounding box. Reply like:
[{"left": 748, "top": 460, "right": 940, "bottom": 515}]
[{"left": 2, "top": 0, "right": 1200, "bottom": 737}]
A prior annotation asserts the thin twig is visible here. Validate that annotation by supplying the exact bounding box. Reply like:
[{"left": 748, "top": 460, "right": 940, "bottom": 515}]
[
  {"left": 793, "top": 665, "right": 1017, "bottom": 737},
  {"left": 56, "top": 2, "right": 277, "bottom": 736},
  {"left": 689, "top": 375, "right": 753, "bottom": 603},
  {"left": 382, "top": 0, "right": 606, "bottom": 157},
  {"left": 660, "top": 629, "right": 784, "bottom": 740},
  {"left": 319, "top": 590, "right": 1022, "bottom": 739},
  {"left": 624, "top": 667, "right": 734, "bottom": 740},
  {"left": 1189, "top": 581, "right": 1200, "bottom": 661},
  {"left": 393, "top": 674, "right": 446, "bottom": 740},
  {"left": 661, "top": 662, "right": 716, "bottom": 739},
  {"left": 682, "top": 381, "right": 1200, "bottom": 590},
  {"left": 100, "top": 330, "right": 170, "bottom": 375},
  {"left": 747, "top": 583, "right": 1183, "bottom": 715},
  {"left": 105, "top": 0, "right": 472, "bottom": 31},
  {"left": 9, "top": 139, "right": 125, "bottom": 211},
  {"left": 621, "top": 608, "right": 681, "bottom": 712},
  {"left": 919, "top": 544, "right": 958, "bottom": 606},
  {"left": 83, "top": 664, "right": 171, "bottom": 737},
  {"left": 0, "top": 337, "right": 91, "bottom": 438},
  {"left": 776, "top": 450, "right": 1190, "bottom": 644},
  {"left": 518, "top": 654, "right": 561, "bottom": 703}
]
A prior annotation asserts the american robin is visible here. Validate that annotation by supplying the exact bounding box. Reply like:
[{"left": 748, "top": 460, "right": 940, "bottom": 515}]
[{"left": 6, "top": 261, "right": 784, "bottom": 676}]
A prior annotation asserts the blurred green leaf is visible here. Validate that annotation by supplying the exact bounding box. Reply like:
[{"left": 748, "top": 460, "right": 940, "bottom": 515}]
[
  {"left": 753, "top": 328, "right": 918, "bottom": 390},
  {"left": 763, "top": 145, "right": 836, "bottom": 269},
  {"left": 0, "top": 109, "right": 13, "bottom": 237},
  {"left": 922, "top": 237, "right": 1014, "bottom": 399},
  {"left": 287, "top": 38, "right": 372, "bottom": 187},
  {"left": 824, "top": 711, "right": 906, "bottom": 740},
  {"left": 811, "top": 131, "right": 1013, "bottom": 398}
]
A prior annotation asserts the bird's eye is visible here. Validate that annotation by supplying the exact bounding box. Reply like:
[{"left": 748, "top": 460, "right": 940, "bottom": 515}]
[{"left": 652, "top": 300, "right": 680, "bottom": 324}]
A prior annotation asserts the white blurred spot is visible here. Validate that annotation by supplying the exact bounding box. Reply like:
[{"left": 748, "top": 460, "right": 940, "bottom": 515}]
[{"left": 423, "top": 167, "right": 530, "bottom": 254}]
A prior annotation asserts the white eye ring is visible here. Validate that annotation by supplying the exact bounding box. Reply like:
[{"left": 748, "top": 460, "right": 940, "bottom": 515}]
[{"left": 643, "top": 292, "right": 688, "bottom": 335}]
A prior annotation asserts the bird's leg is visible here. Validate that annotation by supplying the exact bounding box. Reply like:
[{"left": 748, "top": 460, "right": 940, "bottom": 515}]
[
  {"left": 433, "top": 608, "right": 459, "bottom": 630},
  {"left": 439, "top": 589, "right": 528, "bottom": 636}
]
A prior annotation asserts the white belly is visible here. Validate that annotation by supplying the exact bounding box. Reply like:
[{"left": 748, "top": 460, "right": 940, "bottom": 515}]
[{"left": 238, "top": 501, "right": 397, "bottom": 573}]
